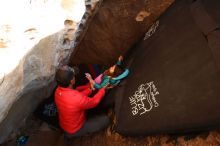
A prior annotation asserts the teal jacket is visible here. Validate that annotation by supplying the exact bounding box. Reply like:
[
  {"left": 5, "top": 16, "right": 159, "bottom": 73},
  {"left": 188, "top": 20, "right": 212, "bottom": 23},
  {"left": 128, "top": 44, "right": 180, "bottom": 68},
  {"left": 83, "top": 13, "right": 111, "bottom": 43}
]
[{"left": 94, "top": 69, "right": 129, "bottom": 89}]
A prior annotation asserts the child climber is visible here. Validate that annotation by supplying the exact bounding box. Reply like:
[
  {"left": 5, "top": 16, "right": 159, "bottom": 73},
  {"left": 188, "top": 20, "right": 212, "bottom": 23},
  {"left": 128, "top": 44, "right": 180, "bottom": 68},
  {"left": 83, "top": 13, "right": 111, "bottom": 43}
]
[{"left": 85, "top": 55, "right": 129, "bottom": 90}]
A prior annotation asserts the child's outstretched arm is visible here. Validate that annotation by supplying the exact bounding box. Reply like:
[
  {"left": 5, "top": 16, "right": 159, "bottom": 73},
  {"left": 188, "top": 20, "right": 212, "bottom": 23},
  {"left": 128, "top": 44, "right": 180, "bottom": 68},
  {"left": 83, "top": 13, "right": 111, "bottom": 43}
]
[
  {"left": 85, "top": 73, "right": 95, "bottom": 90},
  {"left": 85, "top": 73, "right": 109, "bottom": 90}
]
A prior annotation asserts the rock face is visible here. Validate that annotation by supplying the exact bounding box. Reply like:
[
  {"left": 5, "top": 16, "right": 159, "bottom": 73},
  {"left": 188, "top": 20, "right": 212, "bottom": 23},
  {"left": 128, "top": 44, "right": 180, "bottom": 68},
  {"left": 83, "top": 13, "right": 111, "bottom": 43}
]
[
  {"left": 69, "top": 0, "right": 174, "bottom": 66},
  {"left": 0, "top": 30, "right": 74, "bottom": 143},
  {"left": 0, "top": 0, "right": 87, "bottom": 143}
]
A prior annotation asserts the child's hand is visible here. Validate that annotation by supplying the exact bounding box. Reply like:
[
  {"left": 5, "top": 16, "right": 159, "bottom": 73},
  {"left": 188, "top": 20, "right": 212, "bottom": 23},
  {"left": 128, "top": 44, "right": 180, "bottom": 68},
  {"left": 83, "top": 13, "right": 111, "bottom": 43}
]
[
  {"left": 118, "top": 55, "right": 123, "bottom": 61},
  {"left": 85, "top": 73, "right": 92, "bottom": 80},
  {"left": 85, "top": 73, "right": 94, "bottom": 84},
  {"left": 85, "top": 73, "right": 96, "bottom": 90}
]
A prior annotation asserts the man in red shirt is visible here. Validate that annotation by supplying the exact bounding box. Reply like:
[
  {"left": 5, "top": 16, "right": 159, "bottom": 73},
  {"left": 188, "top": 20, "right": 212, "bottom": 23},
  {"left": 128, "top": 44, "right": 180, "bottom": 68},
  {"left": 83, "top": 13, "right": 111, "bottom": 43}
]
[{"left": 54, "top": 65, "right": 109, "bottom": 137}]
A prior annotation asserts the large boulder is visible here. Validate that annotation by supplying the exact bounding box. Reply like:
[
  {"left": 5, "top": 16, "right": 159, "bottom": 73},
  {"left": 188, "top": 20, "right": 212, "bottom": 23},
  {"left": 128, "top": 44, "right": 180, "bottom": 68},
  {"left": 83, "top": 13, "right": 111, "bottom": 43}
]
[
  {"left": 69, "top": 0, "right": 174, "bottom": 66},
  {"left": 110, "top": 0, "right": 220, "bottom": 136},
  {"left": 0, "top": 29, "right": 76, "bottom": 144},
  {"left": 0, "top": 0, "right": 86, "bottom": 143}
]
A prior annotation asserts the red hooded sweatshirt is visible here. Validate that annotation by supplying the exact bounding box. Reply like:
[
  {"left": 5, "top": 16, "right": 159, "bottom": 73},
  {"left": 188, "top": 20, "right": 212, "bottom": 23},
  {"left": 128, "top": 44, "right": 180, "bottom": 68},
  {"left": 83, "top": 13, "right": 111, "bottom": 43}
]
[{"left": 55, "top": 84, "right": 105, "bottom": 134}]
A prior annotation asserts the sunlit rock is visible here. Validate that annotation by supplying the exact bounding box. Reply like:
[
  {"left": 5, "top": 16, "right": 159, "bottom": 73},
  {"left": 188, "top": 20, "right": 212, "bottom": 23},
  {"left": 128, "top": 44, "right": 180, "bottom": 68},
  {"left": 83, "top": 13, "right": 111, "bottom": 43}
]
[{"left": 0, "top": 0, "right": 86, "bottom": 143}]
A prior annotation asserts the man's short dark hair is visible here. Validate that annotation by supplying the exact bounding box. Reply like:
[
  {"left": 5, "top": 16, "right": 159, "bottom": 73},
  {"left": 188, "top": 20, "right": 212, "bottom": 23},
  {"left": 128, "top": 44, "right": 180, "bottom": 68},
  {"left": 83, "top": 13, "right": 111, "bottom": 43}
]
[{"left": 55, "top": 66, "right": 78, "bottom": 88}]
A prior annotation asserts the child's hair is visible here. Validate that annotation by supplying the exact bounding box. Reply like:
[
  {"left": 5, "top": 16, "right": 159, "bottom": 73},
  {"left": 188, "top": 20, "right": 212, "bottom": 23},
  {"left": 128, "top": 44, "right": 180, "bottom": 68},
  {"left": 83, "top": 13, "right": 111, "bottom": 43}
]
[
  {"left": 55, "top": 66, "right": 79, "bottom": 88},
  {"left": 105, "top": 65, "right": 124, "bottom": 78}
]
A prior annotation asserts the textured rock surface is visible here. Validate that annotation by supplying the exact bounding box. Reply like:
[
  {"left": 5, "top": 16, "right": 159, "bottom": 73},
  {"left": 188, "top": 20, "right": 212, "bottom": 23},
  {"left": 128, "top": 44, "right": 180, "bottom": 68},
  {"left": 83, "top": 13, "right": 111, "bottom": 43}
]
[
  {"left": 0, "top": 0, "right": 87, "bottom": 143},
  {"left": 70, "top": 0, "right": 174, "bottom": 66},
  {"left": 0, "top": 29, "right": 75, "bottom": 143}
]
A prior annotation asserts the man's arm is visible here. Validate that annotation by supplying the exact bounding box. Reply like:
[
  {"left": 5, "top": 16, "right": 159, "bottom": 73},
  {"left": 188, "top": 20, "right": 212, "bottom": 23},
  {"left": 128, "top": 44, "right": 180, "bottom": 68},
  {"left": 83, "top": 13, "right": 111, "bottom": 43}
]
[
  {"left": 79, "top": 88, "right": 105, "bottom": 109},
  {"left": 76, "top": 84, "right": 90, "bottom": 91},
  {"left": 76, "top": 84, "right": 92, "bottom": 96},
  {"left": 80, "top": 88, "right": 92, "bottom": 96}
]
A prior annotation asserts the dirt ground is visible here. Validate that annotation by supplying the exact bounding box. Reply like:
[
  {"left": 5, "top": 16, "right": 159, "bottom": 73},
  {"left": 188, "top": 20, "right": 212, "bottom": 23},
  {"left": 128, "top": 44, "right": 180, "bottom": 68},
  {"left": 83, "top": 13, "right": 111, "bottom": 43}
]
[{"left": 2, "top": 114, "right": 220, "bottom": 146}]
